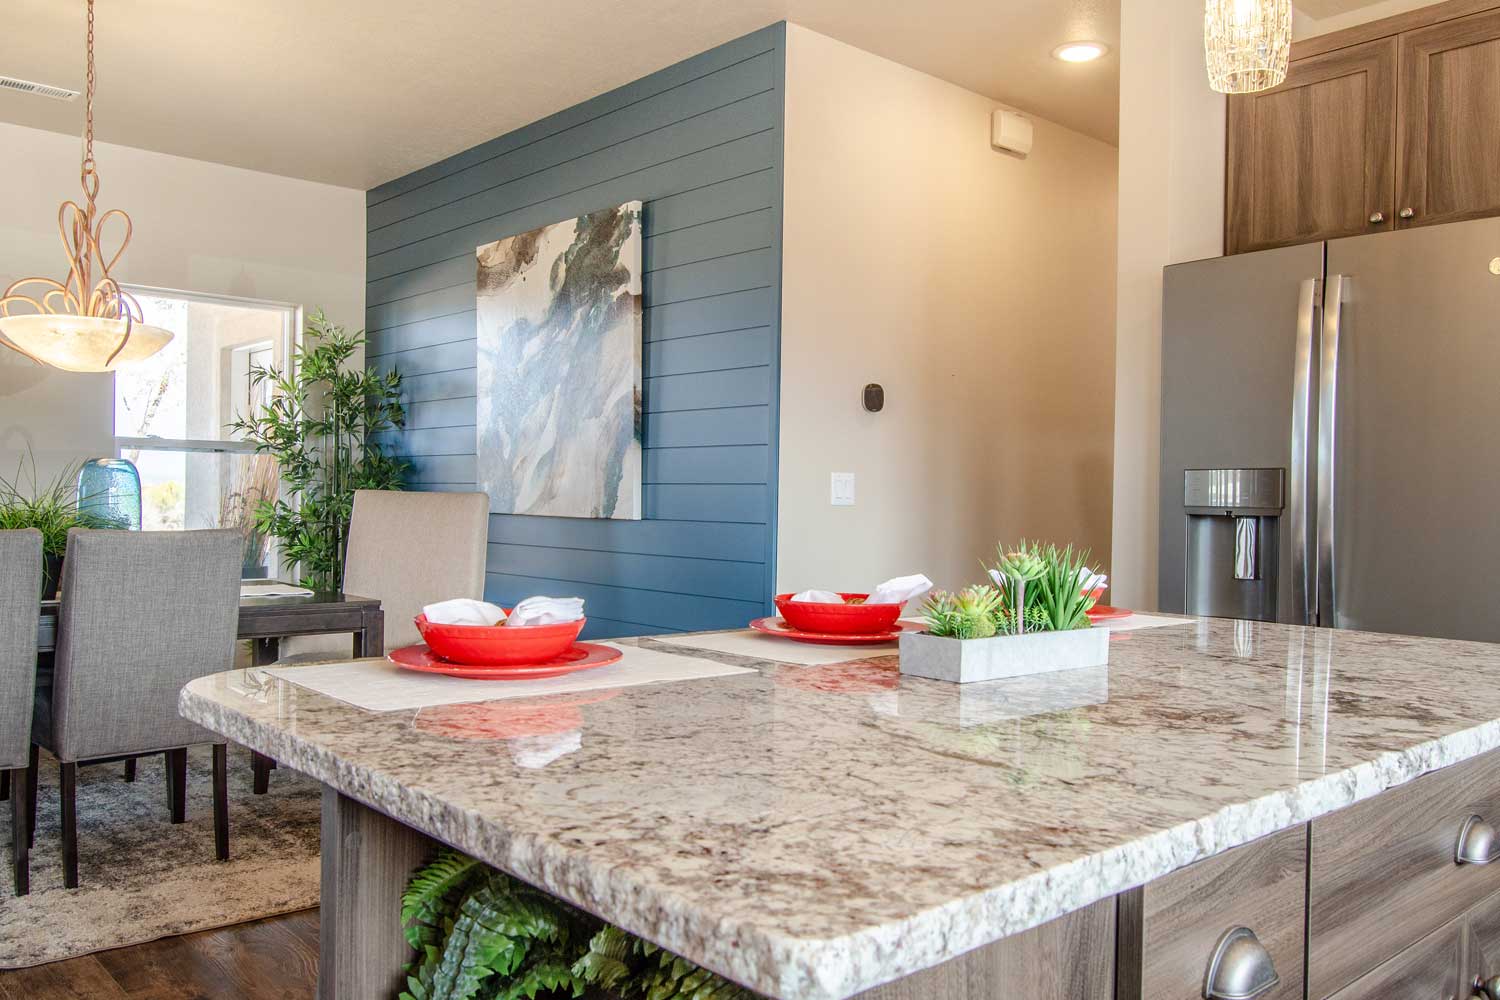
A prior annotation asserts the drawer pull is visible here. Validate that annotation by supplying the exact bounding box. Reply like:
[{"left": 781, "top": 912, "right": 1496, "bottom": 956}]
[
  {"left": 1457, "top": 816, "right": 1499, "bottom": 865},
  {"left": 1204, "top": 927, "right": 1279, "bottom": 1000}
]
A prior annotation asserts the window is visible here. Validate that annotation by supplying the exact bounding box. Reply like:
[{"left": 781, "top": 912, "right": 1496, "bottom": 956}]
[{"left": 112, "top": 288, "right": 298, "bottom": 579}]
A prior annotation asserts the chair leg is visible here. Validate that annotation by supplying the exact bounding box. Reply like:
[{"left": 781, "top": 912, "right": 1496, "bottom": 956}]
[
  {"left": 251, "top": 751, "right": 272, "bottom": 795},
  {"left": 124, "top": 758, "right": 136, "bottom": 783},
  {"left": 212, "top": 745, "right": 228, "bottom": 862},
  {"left": 1, "top": 768, "right": 9, "bottom": 801},
  {"left": 166, "top": 749, "right": 187, "bottom": 824},
  {"left": 60, "top": 761, "right": 77, "bottom": 889},
  {"left": 10, "top": 767, "right": 27, "bottom": 896},
  {"left": 25, "top": 744, "right": 37, "bottom": 850}
]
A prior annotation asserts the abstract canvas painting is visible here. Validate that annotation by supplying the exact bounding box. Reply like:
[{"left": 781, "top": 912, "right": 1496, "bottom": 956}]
[{"left": 475, "top": 201, "right": 643, "bottom": 519}]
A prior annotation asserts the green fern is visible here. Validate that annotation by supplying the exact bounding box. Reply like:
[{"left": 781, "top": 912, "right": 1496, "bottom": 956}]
[
  {"left": 429, "top": 879, "right": 534, "bottom": 1000},
  {"left": 397, "top": 851, "right": 763, "bottom": 1000},
  {"left": 402, "top": 850, "right": 481, "bottom": 949},
  {"left": 572, "top": 925, "right": 635, "bottom": 991}
]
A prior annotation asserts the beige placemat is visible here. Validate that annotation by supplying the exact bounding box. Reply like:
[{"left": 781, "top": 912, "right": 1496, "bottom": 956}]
[
  {"left": 653, "top": 630, "right": 897, "bottom": 666},
  {"left": 263, "top": 644, "right": 755, "bottom": 712}
]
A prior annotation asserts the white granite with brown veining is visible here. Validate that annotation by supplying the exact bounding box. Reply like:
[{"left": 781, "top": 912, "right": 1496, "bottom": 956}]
[{"left": 180, "top": 620, "right": 1500, "bottom": 999}]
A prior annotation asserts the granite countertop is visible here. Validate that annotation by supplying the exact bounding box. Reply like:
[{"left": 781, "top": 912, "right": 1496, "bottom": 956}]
[{"left": 181, "top": 619, "right": 1500, "bottom": 999}]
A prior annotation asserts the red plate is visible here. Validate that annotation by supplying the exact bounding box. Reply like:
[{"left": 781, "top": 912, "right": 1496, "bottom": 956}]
[
  {"left": 388, "top": 642, "right": 622, "bottom": 680},
  {"left": 1086, "top": 605, "right": 1133, "bottom": 622},
  {"left": 749, "top": 616, "right": 923, "bottom": 645}
]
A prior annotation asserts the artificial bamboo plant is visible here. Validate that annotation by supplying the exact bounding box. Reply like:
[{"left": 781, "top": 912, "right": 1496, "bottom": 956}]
[{"left": 230, "top": 310, "right": 408, "bottom": 592}]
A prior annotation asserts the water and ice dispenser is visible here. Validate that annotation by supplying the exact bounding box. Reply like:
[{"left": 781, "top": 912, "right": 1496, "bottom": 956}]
[{"left": 1182, "top": 469, "right": 1285, "bottom": 623}]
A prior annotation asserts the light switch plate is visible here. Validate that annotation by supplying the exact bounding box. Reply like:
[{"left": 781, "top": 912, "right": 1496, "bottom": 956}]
[{"left": 831, "top": 472, "right": 855, "bottom": 506}]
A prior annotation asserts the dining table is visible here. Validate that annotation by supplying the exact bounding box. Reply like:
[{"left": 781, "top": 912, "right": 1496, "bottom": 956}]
[{"left": 36, "top": 586, "right": 384, "bottom": 793}]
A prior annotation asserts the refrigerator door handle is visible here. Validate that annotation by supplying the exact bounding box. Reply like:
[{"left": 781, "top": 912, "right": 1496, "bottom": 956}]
[
  {"left": 1290, "top": 278, "right": 1319, "bottom": 626},
  {"left": 1317, "top": 274, "right": 1346, "bottom": 628}
]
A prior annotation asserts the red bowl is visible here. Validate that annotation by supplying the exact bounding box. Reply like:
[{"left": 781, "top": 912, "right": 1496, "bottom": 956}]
[
  {"left": 414, "top": 612, "right": 586, "bottom": 666},
  {"left": 773, "top": 593, "right": 903, "bottom": 635}
]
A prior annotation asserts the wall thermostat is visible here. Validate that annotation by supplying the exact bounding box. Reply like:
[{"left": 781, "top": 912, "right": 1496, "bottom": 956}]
[{"left": 863, "top": 383, "right": 884, "bottom": 412}]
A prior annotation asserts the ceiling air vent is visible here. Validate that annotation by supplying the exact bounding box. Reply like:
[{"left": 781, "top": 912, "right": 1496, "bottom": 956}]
[{"left": 0, "top": 76, "right": 79, "bottom": 101}]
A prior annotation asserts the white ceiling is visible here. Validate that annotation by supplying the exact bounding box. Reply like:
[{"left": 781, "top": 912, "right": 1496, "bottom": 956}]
[{"left": 0, "top": 0, "right": 1119, "bottom": 190}]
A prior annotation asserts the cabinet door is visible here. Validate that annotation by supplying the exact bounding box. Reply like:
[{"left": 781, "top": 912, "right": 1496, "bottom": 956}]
[
  {"left": 1322, "top": 919, "right": 1463, "bottom": 1000},
  {"left": 1466, "top": 886, "right": 1500, "bottom": 992},
  {"left": 1308, "top": 751, "right": 1500, "bottom": 998},
  {"left": 1119, "top": 826, "right": 1306, "bottom": 1000},
  {"left": 1226, "top": 38, "right": 1397, "bottom": 254},
  {"left": 1397, "top": 8, "right": 1500, "bottom": 229}
]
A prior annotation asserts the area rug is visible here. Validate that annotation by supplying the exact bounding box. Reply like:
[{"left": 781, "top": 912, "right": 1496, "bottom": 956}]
[{"left": 0, "top": 744, "right": 321, "bottom": 968}]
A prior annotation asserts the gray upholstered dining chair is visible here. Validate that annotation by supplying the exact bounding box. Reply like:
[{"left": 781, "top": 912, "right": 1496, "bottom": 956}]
[
  {"left": 0, "top": 529, "right": 42, "bottom": 895},
  {"left": 29, "top": 528, "right": 241, "bottom": 888},
  {"left": 343, "top": 489, "right": 490, "bottom": 650},
  {"left": 251, "top": 489, "right": 488, "bottom": 793}
]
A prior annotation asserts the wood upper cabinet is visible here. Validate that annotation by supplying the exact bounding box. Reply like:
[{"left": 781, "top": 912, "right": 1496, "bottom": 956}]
[
  {"left": 1226, "top": 0, "right": 1500, "bottom": 254},
  {"left": 1227, "top": 39, "right": 1397, "bottom": 254},
  {"left": 1398, "top": 8, "right": 1500, "bottom": 229}
]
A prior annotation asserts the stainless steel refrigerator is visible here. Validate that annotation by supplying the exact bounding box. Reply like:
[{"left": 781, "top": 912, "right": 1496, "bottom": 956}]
[{"left": 1159, "top": 216, "right": 1500, "bottom": 642}]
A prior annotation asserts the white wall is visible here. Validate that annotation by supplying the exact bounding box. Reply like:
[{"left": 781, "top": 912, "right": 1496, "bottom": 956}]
[
  {"left": 1110, "top": 0, "right": 1227, "bottom": 611},
  {"left": 778, "top": 25, "right": 1119, "bottom": 595},
  {"left": 0, "top": 121, "right": 365, "bottom": 487}
]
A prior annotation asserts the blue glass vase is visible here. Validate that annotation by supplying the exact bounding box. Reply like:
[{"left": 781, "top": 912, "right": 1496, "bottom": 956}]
[{"left": 77, "top": 458, "right": 143, "bottom": 531}]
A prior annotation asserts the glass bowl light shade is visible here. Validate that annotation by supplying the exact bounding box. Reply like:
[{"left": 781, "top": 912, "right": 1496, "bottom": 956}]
[
  {"left": 0, "top": 314, "right": 173, "bottom": 373},
  {"left": 1205, "top": 0, "right": 1293, "bottom": 94}
]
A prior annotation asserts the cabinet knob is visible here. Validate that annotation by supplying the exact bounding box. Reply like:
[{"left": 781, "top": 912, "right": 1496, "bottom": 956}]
[
  {"left": 1457, "top": 815, "right": 1499, "bottom": 865},
  {"left": 1369, "top": 211, "right": 1386, "bottom": 224},
  {"left": 1204, "top": 927, "right": 1280, "bottom": 1000},
  {"left": 1399, "top": 207, "right": 1416, "bottom": 220}
]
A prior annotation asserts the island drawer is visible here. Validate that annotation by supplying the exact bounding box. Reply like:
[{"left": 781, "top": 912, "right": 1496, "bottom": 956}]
[
  {"left": 1321, "top": 918, "right": 1464, "bottom": 1000},
  {"left": 1118, "top": 825, "right": 1306, "bottom": 1000},
  {"left": 1308, "top": 749, "right": 1500, "bottom": 999}
]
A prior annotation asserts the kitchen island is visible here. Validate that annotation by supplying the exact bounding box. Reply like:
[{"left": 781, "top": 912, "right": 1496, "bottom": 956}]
[{"left": 180, "top": 619, "right": 1500, "bottom": 1000}]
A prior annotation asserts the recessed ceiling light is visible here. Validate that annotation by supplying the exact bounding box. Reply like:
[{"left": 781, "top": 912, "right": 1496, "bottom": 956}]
[{"left": 1052, "top": 41, "right": 1109, "bottom": 63}]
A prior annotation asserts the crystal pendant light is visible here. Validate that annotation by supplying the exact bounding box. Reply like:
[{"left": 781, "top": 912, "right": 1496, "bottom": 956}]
[
  {"left": 1205, "top": 0, "right": 1294, "bottom": 95},
  {"left": 0, "top": 0, "right": 172, "bottom": 373}
]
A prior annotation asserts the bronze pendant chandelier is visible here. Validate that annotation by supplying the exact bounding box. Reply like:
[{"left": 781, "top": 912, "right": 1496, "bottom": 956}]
[{"left": 0, "top": 0, "right": 172, "bottom": 373}]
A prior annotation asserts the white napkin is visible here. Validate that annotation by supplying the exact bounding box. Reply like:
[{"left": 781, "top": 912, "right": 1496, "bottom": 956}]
[
  {"left": 866, "top": 574, "right": 934, "bottom": 606},
  {"left": 789, "top": 575, "right": 933, "bottom": 607},
  {"left": 790, "top": 589, "right": 843, "bottom": 603},
  {"left": 507, "top": 595, "right": 586, "bottom": 627},
  {"left": 1077, "top": 567, "right": 1109, "bottom": 593},
  {"left": 423, "top": 598, "right": 508, "bottom": 626}
]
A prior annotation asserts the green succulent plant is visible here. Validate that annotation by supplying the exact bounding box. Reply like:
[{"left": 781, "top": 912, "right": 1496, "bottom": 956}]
[
  {"left": 398, "top": 849, "right": 758, "bottom": 1000},
  {"left": 921, "top": 585, "right": 1002, "bottom": 639},
  {"left": 988, "top": 540, "right": 1100, "bottom": 633}
]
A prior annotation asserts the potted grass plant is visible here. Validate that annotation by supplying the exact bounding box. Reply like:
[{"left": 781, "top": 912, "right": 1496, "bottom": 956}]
[
  {"left": 0, "top": 451, "right": 125, "bottom": 597},
  {"left": 900, "top": 541, "right": 1109, "bottom": 683}
]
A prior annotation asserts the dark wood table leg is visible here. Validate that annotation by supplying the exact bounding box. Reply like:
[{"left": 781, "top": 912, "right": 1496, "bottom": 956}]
[
  {"left": 357, "top": 608, "right": 384, "bottom": 658},
  {"left": 250, "top": 637, "right": 281, "bottom": 795},
  {"left": 124, "top": 757, "right": 136, "bottom": 782},
  {"left": 212, "top": 744, "right": 229, "bottom": 861},
  {"left": 320, "top": 788, "right": 433, "bottom": 1000}
]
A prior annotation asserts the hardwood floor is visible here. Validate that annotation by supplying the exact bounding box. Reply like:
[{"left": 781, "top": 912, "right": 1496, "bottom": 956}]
[{"left": 0, "top": 908, "right": 319, "bottom": 1000}]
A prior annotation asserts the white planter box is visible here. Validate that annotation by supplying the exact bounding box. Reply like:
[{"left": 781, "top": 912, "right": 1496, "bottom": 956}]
[{"left": 898, "top": 627, "right": 1109, "bottom": 684}]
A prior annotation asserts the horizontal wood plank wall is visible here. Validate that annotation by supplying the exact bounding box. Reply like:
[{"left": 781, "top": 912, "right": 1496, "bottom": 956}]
[{"left": 364, "top": 24, "right": 785, "bottom": 639}]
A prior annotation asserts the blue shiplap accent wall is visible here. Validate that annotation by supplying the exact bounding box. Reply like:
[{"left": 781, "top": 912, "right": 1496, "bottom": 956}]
[{"left": 365, "top": 24, "right": 785, "bottom": 639}]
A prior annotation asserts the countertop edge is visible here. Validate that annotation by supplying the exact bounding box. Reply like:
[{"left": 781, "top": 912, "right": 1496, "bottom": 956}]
[{"left": 180, "top": 681, "right": 1500, "bottom": 1000}]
